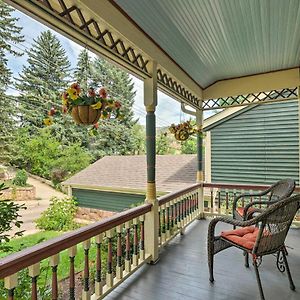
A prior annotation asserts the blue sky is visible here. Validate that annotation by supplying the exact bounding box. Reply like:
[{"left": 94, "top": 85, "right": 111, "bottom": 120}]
[{"left": 7, "top": 9, "right": 202, "bottom": 127}]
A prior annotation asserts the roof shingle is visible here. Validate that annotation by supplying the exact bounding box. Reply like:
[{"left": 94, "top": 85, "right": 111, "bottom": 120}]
[{"left": 63, "top": 155, "right": 197, "bottom": 193}]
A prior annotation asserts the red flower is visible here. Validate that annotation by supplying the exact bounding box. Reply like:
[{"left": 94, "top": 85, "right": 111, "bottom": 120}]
[
  {"left": 93, "top": 122, "right": 99, "bottom": 129},
  {"left": 99, "top": 88, "right": 107, "bottom": 98},
  {"left": 62, "top": 92, "right": 68, "bottom": 100},
  {"left": 88, "top": 88, "right": 96, "bottom": 97},
  {"left": 115, "top": 101, "right": 121, "bottom": 108},
  {"left": 71, "top": 82, "right": 81, "bottom": 92},
  {"left": 48, "top": 107, "right": 56, "bottom": 116},
  {"left": 62, "top": 106, "right": 68, "bottom": 114}
]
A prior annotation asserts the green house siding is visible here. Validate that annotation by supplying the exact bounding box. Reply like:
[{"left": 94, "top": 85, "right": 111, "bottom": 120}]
[
  {"left": 210, "top": 100, "right": 299, "bottom": 185},
  {"left": 72, "top": 188, "right": 146, "bottom": 212}
]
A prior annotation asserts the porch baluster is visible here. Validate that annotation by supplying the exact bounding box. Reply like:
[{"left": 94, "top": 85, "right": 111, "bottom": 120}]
[
  {"left": 139, "top": 215, "right": 145, "bottom": 261},
  {"left": 166, "top": 203, "right": 170, "bottom": 239},
  {"left": 210, "top": 188, "right": 214, "bottom": 213},
  {"left": 218, "top": 190, "right": 221, "bottom": 214},
  {"left": 50, "top": 254, "right": 60, "bottom": 300},
  {"left": 174, "top": 199, "right": 178, "bottom": 228},
  {"left": 241, "top": 190, "right": 245, "bottom": 207},
  {"left": 133, "top": 219, "right": 139, "bottom": 266},
  {"left": 180, "top": 196, "right": 185, "bottom": 231},
  {"left": 161, "top": 204, "right": 166, "bottom": 243},
  {"left": 116, "top": 225, "right": 123, "bottom": 279},
  {"left": 82, "top": 239, "right": 91, "bottom": 299},
  {"left": 158, "top": 208, "right": 161, "bottom": 245},
  {"left": 28, "top": 263, "right": 40, "bottom": 300},
  {"left": 69, "top": 246, "right": 77, "bottom": 300},
  {"left": 225, "top": 190, "right": 229, "bottom": 215},
  {"left": 95, "top": 234, "right": 103, "bottom": 297},
  {"left": 125, "top": 221, "right": 131, "bottom": 273},
  {"left": 106, "top": 229, "right": 115, "bottom": 288},
  {"left": 170, "top": 200, "right": 174, "bottom": 234},
  {"left": 4, "top": 273, "right": 17, "bottom": 300}
]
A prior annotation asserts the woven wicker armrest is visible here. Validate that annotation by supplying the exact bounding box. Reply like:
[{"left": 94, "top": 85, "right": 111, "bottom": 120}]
[
  {"left": 232, "top": 189, "right": 271, "bottom": 213},
  {"left": 243, "top": 200, "right": 279, "bottom": 219}
]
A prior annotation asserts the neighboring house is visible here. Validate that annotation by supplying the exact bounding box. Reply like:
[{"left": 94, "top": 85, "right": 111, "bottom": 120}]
[
  {"left": 63, "top": 155, "right": 197, "bottom": 212},
  {"left": 203, "top": 100, "right": 299, "bottom": 185}
]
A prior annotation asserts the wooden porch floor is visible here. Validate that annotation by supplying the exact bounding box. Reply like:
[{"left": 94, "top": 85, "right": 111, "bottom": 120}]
[{"left": 106, "top": 219, "right": 300, "bottom": 300}]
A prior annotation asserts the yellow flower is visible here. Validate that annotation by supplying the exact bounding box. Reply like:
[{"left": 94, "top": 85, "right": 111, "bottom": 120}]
[
  {"left": 67, "top": 87, "right": 79, "bottom": 100},
  {"left": 62, "top": 98, "right": 68, "bottom": 106},
  {"left": 91, "top": 102, "right": 102, "bottom": 110},
  {"left": 44, "top": 117, "right": 53, "bottom": 126}
]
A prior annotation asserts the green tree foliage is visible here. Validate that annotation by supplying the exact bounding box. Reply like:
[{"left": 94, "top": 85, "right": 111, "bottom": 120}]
[
  {"left": 74, "top": 49, "right": 93, "bottom": 93},
  {"left": 0, "top": 183, "right": 26, "bottom": 249},
  {"left": 12, "top": 169, "right": 28, "bottom": 186},
  {"left": 0, "top": 0, "right": 24, "bottom": 162},
  {"left": 156, "top": 132, "right": 170, "bottom": 155},
  {"left": 36, "top": 196, "right": 79, "bottom": 231},
  {"left": 11, "top": 128, "right": 92, "bottom": 182},
  {"left": 131, "top": 124, "right": 146, "bottom": 154},
  {"left": 86, "top": 57, "right": 140, "bottom": 159},
  {"left": 181, "top": 137, "right": 197, "bottom": 154},
  {"left": 16, "top": 30, "right": 71, "bottom": 130}
]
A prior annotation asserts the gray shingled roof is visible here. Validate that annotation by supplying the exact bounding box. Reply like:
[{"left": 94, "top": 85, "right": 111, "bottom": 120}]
[{"left": 63, "top": 155, "right": 197, "bottom": 193}]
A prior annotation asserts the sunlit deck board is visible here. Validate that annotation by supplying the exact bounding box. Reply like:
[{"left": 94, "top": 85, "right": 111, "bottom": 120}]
[{"left": 106, "top": 219, "right": 300, "bottom": 300}]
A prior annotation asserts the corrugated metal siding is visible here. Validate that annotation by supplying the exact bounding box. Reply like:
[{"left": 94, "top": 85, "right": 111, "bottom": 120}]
[
  {"left": 115, "top": 0, "right": 300, "bottom": 87},
  {"left": 211, "top": 101, "right": 299, "bottom": 184},
  {"left": 72, "top": 189, "right": 145, "bottom": 212}
]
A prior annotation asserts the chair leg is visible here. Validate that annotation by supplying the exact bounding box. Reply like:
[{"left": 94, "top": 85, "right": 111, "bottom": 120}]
[
  {"left": 244, "top": 251, "right": 249, "bottom": 268},
  {"left": 208, "top": 244, "right": 214, "bottom": 282},
  {"left": 281, "top": 249, "right": 295, "bottom": 291},
  {"left": 253, "top": 257, "right": 265, "bottom": 300}
]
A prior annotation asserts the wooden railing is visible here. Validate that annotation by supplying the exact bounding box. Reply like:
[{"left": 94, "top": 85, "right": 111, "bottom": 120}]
[
  {"left": 203, "top": 182, "right": 300, "bottom": 217},
  {"left": 0, "top": 204, "right": 152, "bottom": 300},
  {"left": 158, "top": 183, "right": 202, "bottom": 247},
  {"left": 3, "top": 181, "right": 297, "bottom": 299}
]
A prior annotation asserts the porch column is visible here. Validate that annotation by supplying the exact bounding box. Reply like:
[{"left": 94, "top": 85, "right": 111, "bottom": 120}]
[
  {"left": 144, "top": 61, "right": 159, "bottom": 263},
  {"left": 196, "top": 109, "right": 205, "bottom": 218}
]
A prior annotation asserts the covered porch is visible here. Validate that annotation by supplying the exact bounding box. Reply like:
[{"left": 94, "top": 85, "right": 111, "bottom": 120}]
[
  {"left": 105, "top": 219, "right": 300, "bottom": 300},
  {"left": 1, "top": 0, "right": 300, "bottom": 299}
]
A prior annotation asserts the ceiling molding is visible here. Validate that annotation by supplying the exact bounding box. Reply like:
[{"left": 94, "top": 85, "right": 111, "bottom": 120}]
[{"left": 203, "top": 68, "right": 300, "bottom": 100}]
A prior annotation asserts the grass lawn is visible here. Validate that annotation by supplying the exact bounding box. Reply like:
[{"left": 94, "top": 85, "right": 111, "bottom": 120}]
[
  {"left": 0, "top": 230, "right": 111, "bottom": 297},
  {"left": 0, "top": 231, "right": 104, "bottom": 281}
]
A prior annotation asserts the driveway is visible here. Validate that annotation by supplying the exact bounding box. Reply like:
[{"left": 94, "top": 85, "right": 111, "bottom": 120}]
[{"left": 9, "top": 176, "right": 65, "bottom": 236}]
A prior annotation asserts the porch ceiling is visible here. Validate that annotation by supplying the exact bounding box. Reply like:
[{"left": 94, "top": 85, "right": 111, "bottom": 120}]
[{"left": 114, "top": 0, "right": 300, "bottom": 89}]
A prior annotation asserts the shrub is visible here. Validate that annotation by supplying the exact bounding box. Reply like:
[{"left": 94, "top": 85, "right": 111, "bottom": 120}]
[
  {"left": 12, "top": 169, "right": 28, "bottom": 187},
  {"left": 0, "top": 183, "right": 26, "bottom": 250},
  {"left": 51, "top": 168, "right": 68, "bottom": 187},
  {"left": 36, "top": 196, "right": 79, "bottom": 231},
  {"left": 12, "top": 129, "right": 92, "bottom": 183}
]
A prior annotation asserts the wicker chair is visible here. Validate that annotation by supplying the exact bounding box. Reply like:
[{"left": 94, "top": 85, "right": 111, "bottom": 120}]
[
  {"left": 232, "top": 179, "right": 295, "bottom": 222},
  {"left": 208, "top": 194, "right": 300, "bottom": 300},
  {"left": 232, "top": 179, "right": 295, "bottom": 267}
]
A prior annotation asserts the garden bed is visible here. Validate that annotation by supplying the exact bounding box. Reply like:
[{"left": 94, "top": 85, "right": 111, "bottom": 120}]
[{"left": 0, "top": 185, "right": 36, "bottom": 201}]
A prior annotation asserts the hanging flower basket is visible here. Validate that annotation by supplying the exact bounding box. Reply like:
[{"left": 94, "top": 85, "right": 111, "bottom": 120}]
[
  {"left": 169, "top": 120, "right": 199, "bottom": 141},
  {"left": 43, "top": 83, "right": 122, "bottom": 126},
  {"left": 71, "top": 105, "right": 102, "bottom": 125}
]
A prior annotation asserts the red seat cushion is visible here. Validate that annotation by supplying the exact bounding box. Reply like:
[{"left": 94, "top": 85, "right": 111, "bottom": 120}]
[
  {"left": 221, "top": 226, "right": 259, "bottom": 250},
  {"left": 236, "top": 206, "right": 257, "bottom": 217}
]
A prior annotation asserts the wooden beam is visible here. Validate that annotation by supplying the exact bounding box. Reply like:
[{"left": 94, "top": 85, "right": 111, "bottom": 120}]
[{"left": 203, "top": 68, "right": 300, "bottom": 100}]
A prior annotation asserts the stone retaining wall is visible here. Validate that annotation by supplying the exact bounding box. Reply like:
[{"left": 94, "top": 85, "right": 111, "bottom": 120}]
[
  {"left": 0, "top": 186, "right": 36, "bottom": 201},
  {"left": 76, "top": 207, "right": 115, "bottom": 221}
]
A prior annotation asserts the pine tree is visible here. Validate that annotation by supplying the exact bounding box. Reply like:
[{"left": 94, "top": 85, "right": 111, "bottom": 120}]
[
  {"left": 92, "top": 58, "right": 136, "bottom": 126},
  {"left": 0, "top": 0, "right": 24, "bottom": 162},
  {"left": 74, "top": 49, "right": 93, "bottom": 93},
  {"left": 16, "top": 30, "right": 71, "bottom": 130},
  {"left": 88, "top": 57, "right": 139, "bottom": 157}
]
